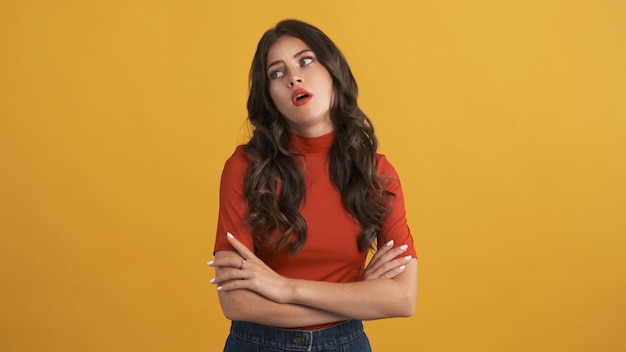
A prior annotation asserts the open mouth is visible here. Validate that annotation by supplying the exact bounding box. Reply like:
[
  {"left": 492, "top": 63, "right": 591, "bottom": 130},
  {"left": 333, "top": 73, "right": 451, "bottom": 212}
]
[{"left": 291, "top": 88, "right": 313, "bottom": 106}]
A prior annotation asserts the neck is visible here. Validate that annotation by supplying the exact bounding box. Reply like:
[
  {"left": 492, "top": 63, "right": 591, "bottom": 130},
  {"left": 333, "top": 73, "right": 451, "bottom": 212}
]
[{"left": 289, "top": 129, "right": 336, "bottom": 154}]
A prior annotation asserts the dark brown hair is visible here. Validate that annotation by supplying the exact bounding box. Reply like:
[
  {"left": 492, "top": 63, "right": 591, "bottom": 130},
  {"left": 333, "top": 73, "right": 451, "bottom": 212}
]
[{"left": 244, "top": 19, "right": 394, "bottom": 254}]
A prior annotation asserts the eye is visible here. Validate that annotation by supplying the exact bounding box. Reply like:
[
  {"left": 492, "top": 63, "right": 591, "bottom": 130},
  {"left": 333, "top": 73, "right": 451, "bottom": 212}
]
[
  {"left": 269, "top": 70, "right": 284, "bottom": 79},
  {"left": 300, "top": 57, "right": 314, "bottom": 66}
]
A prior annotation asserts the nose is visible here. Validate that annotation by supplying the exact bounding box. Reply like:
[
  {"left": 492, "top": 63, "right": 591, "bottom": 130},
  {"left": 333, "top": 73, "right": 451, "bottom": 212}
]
[{"left": 288, "top": 75, "right": 303, "bottom": 87}]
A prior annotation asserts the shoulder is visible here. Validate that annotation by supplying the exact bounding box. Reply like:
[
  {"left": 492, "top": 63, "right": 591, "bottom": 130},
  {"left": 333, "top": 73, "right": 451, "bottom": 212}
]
[
  {"left": 376, "top": 153, "right": 400, "bottom": 179},
  {"left": 376, "top": 153, "right": 406, "bottom": 193},
  {"left": 221, "top": 145, "right": 252, "bottom": 180}
]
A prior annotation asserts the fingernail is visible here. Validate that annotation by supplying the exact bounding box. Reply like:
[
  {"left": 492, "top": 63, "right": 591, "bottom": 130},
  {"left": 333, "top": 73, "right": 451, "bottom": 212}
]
[
  {"left": 386, "top": 240, "right": 394, "bottom": 246},
  {"left": 210, "top": 278, "right": 216, "bottom": 284},
  {"left": 207, "top": 260, "right": 214, "bottom": 266},
  {"left": 404, "top": 255, "right": 412, "bottom": 261},
  {"left": 399, "top": 265, "right": 406, "bottom": 270},
  {"left": 227, "top": 232, "right": 234, "bottom": 239},
  {"left": 400, "top": 244, "right": 408, "bottom": 250},
  {"left": 217, "top": 286, "right": 223, "bottom": 291}
]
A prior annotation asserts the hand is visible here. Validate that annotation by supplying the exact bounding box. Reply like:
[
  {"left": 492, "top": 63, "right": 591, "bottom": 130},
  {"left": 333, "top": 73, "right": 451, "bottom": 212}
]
[
  {"left": 361, "top": 240, "right": 412, "bottom": 280},
  {"left": 208, "top": 232, "right": 294, "bottom": 304}
]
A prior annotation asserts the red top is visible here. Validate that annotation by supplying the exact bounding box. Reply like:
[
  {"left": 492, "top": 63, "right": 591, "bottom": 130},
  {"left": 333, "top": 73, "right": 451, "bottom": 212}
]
[{"left": 214, "top": 131, "right": 416, "bottom": 328}]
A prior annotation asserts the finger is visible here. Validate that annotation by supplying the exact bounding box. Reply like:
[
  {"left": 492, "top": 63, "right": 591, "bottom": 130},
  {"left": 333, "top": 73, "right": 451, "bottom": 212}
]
[
  {"left": 365, "top": 242, "right": 408, "bottom": 274},
  {"left": 366, "top": 255, "right": 413, "bottom": 279},
  {"left": 368, "top": 240, "right": 395, "bottom": 268},
  {"left": 217, "top": 277, "right": 253, "bottom": 292},
  {"left": 372, "top": 244, "right": 409, "bottom": 268},
  {"left": 385, "top": 244, "right": 409, "bottom": 260},
  {"left": 226, "top": 232, "right": 256, "bottom": 261},
  {"left": 379, "top": 263, "right": 407, "bottom": 279},
  {"left": 209, "top": 254, "right": 245, "bottom": 269},
  {"left": 214, "top": 266, "right": 253, "bottom": 284},
  {"left": 379, "top": 255, "right": 413, "bottom": 277}
]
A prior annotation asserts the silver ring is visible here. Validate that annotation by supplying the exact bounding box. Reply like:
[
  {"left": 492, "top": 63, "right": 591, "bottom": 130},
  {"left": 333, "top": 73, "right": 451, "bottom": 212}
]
[{"left": 240, "top": 259, "right": 245, "bottom": 269}]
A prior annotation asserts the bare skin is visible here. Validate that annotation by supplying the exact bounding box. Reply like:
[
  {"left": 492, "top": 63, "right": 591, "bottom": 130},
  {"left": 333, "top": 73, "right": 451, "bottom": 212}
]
[
  {"left": 209, "top": 35, "right": 417, "bottom": 328},
  {"left": 209, "top": 233, "right": 417, "bottom": 327}
]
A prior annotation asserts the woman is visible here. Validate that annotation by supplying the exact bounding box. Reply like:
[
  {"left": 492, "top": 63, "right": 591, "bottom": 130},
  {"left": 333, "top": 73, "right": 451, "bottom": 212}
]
[{"left": 208, "top": 19, "right": 417, "bottom": 351}]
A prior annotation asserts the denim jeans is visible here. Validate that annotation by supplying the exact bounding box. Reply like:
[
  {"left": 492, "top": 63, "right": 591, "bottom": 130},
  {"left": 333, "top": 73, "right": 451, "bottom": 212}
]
[{"left": 223, "top": 320, "right": 372, "bottom": 352}]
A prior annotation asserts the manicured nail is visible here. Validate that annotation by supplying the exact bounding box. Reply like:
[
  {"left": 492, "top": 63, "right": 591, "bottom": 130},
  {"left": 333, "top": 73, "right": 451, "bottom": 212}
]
[
  {"left": 399, "top": 265, "right": 406, "bottom": 270},
  {"left": 400, "top": 244, "right": 408, "bottom": 250},
  {"left": 404, "top": 255, "right": 412, "bottom": 261},
  {"left": 217, "top": 286, "right": 223, "bottom": 291},
  {"left": 210, "top": 278, "right": 216, "bottom": 284},
  {"left": 386, "top": 240, "right": 394, "bottom": 246},
  {"left": 227, "top": 232, "right": 234, "bottom": 239},
  {"left": 207, "top": 260, "right": 214, "bottom": 266}
]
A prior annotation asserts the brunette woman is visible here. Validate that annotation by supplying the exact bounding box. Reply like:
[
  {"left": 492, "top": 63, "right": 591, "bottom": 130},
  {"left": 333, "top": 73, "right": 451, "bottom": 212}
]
[{"left": 209, "top": 19, "right": 417, "bottom": 351}]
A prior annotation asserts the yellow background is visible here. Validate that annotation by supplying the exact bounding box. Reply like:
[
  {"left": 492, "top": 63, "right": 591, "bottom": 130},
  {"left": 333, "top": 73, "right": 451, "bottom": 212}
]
[{"left": 1, "top": 0, "right": 625, "bottom": 351}]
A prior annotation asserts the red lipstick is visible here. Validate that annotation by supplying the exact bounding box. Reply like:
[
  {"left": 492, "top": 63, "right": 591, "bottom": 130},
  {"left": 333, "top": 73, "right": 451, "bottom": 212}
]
[{"left": 291, "top": 88, "right": 313, "bottom": 106}]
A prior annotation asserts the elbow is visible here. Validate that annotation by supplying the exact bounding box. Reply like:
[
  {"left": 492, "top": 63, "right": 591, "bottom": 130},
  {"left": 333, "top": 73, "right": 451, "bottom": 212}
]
[
  {"left": 220, "top": 304, "right": 239, "bottom": 321},
  {"left": 218, "top": 291, "right": 247, "bottom": 321},
  {"left": 402, "top": 301, "right": 416, "bottom": 318},
  {"left": 219, "top": 302, "right": 238, "bottom": 321},
  {"left": 394, "top": 283, "right": 417, "bottom": 318},
  {"left": 397, "top": 291, "right": 417, "bottom": 317},
  {"left": 221, "top": 303, "right": 256, "bottom": 322},
  {"left": 397, "top": 302, "right": 415, "bottom": 318},
  {"left": 395, "top": 259, "right": 418, "bottom": 318}
]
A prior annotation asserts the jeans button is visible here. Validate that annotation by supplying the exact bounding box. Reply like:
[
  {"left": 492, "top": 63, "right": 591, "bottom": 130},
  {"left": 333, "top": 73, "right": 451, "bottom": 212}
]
[{"left": 294, "top": 336, "right": 305, "bottom": 346}]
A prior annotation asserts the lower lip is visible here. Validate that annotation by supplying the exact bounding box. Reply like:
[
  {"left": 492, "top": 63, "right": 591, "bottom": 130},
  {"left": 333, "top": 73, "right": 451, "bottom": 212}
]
[{"left": 293, "top": 96, "right": 313, "bottom": 106}]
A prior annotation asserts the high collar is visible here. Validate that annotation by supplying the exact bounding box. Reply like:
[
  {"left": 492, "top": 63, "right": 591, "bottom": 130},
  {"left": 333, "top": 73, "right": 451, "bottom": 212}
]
[{"left": 289, "top": 130, "right": 336, "bottom": 155}]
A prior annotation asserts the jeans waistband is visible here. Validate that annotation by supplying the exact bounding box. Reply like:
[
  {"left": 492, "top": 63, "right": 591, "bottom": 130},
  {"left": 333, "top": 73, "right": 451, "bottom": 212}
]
[{"left": 229, "top": 320, "right": 365, "bottom": 351}]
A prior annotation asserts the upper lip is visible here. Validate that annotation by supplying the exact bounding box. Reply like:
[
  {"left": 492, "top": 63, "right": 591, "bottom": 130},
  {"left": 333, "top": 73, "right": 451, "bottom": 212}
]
[{"left": 291, "top": 88, "right": 313, "bottom": 104}]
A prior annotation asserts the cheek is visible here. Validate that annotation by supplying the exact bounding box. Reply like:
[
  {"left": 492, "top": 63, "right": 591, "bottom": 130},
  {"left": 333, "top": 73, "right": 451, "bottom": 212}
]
[
  {"left": 322, "top": 77, "right": 335, "bottom": 106},
  {"left": 269, "top": 85, "right": 282, "bottom": 104},
  {"left": 268, "top": 85, "right": 289, "bottom": 115},
  {"left": 321, "top": 72, "right": 334, "bottom": 100}
]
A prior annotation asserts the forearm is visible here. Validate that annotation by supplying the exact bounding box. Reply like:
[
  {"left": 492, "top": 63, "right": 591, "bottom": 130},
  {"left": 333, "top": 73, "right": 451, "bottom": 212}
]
[
  {"left": 218, "top": 288, "right": 349, "bottom": 328},
  {"left": 212, "top": 242, "right": 417, "bottom": 323},
  {"left": 213, "top": 250, "right": 348, "bottom": 327},
  {"left": 288, "top": 259, "right": 418, "bottom": 320}
]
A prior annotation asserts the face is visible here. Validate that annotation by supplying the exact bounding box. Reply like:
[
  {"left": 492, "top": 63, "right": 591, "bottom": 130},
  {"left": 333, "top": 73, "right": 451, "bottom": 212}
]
[{"left": 266, "top": 35, "right": 334, "bottom": 137}]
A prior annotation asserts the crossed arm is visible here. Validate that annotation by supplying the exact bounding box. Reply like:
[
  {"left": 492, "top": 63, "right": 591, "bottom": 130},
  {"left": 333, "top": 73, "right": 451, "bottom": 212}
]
[{"left": 209, "top": 233, "right": 417, "bottom": 328}]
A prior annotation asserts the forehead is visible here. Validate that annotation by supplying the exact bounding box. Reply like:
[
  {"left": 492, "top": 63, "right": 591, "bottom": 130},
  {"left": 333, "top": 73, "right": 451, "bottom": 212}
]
[{"left": 266, "top": 35, "right": 311, "bottom": 63}]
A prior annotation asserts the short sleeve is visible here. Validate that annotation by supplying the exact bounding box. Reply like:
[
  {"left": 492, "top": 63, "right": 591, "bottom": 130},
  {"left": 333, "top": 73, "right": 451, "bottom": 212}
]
[
  {"left": 377, "top": 154, "right": 417, "bottom": 259},
  {"left": 213, "top": 146, "right": 255, "bottom": 254}
]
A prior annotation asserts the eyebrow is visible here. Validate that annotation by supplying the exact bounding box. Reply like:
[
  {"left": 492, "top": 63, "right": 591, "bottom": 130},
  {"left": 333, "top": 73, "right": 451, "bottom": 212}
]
[{"left": 266, "top": 49, "right": 314, "bottom": 71}]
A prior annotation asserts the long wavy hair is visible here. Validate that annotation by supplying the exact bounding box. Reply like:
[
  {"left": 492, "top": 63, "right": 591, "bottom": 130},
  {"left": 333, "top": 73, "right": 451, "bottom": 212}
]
[{"left": 244, "top": 19, "right": 394, "bottom": 254}]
